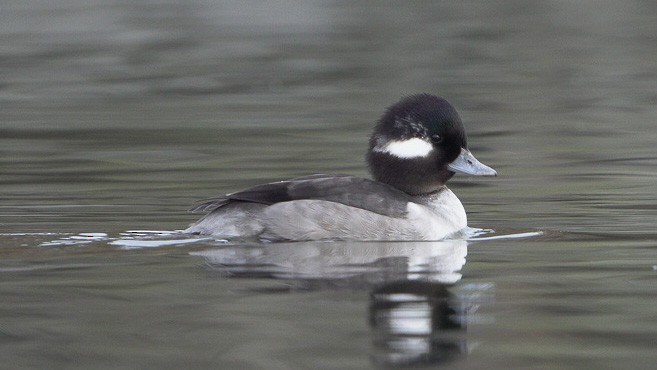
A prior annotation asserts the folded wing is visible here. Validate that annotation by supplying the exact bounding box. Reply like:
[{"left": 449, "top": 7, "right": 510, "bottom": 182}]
[{"left": 190, "top": 174, "right": 413, "bottom": 218}]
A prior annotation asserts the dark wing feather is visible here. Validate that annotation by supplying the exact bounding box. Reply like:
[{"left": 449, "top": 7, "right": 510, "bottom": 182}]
[
  {"left": 189, "top": 197, "right": 230, "bottom": 213},
  {"left": 190, "top": 174, "right": 413, "bottom": 218}
]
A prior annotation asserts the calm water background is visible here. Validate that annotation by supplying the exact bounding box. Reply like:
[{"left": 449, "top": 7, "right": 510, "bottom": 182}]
[{"left": 2, "top": 1, "right": 657, "bottom": 369}]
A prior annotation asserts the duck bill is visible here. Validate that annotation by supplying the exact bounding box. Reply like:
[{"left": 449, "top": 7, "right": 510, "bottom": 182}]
[{"left": 447, "top": 148, "right": 497, "bottom": 176}]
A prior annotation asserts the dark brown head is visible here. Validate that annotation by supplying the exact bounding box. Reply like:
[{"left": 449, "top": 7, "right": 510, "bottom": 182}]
[{"left": 367, "top": 94, "right": 496, "bottom": 195}]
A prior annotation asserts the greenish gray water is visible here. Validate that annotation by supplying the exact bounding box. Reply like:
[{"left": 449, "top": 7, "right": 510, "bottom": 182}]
[{"left": 2, "top": 1, "right": 657, "bottom": 369}]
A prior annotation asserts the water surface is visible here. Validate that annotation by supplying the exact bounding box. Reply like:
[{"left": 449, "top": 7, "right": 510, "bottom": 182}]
[{"left": 2, "top": 1, "right": 657, "bottom": 369}]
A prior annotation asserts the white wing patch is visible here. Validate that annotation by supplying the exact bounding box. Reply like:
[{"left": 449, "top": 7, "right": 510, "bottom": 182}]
[{"left": 376, "top": 138, "right": 433, "bottom": 159}]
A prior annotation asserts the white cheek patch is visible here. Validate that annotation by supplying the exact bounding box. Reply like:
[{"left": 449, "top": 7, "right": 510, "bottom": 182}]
[{"left": 377, "top": 137, "right": 433, "bottom": 158}]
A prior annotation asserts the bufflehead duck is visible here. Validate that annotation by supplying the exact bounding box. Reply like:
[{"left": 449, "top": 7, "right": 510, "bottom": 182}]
[{"left": 185, "top": 94, "right": 496, "bottom": 241}]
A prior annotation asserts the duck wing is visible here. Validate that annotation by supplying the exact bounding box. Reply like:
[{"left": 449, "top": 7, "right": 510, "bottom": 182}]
[{"left": 190, "top": 174, "right": 413, "bottom": 218}]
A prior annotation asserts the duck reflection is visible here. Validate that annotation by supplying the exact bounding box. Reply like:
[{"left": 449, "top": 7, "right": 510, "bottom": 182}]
[
  {"left": 191, "top": 240, "right": 491, "bottom": 367},
  {"left": 192, "top": 240, "right": 466, "bottom": 285}
]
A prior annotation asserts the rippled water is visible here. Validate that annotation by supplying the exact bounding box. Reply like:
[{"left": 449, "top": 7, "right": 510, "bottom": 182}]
[{"left": 2, "top": 1, "right": 657, "bottom": 369}]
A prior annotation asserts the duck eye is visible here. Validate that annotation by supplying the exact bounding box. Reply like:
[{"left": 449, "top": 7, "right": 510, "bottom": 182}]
[{"left": 430, "top": 134, "right": 443, "bottom": 144}]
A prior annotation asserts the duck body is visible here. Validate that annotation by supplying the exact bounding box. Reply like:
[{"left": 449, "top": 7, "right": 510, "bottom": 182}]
[
  {"left": 185, "top": 174, "right": 466, "bottom": 241},
  {"left": 185, "top": 94, "right": 496, "bottom": 241}
]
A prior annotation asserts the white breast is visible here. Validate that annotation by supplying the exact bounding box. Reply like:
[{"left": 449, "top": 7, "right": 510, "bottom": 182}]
[{"left": 405, "top": 188, "right": 467, "bottom": 240}]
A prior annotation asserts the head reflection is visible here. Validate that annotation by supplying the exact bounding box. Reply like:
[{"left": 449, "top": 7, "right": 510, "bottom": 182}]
[{"left": 369, "top": 280, "right": 466, "bottom": 367}]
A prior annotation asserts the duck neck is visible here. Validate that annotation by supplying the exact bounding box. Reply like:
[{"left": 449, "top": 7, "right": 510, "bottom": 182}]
[{"left": 367, "top": 152, "right": 453, "bottom": 195}]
